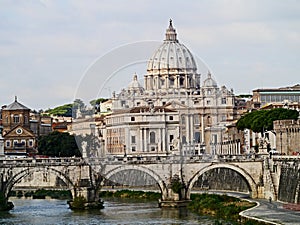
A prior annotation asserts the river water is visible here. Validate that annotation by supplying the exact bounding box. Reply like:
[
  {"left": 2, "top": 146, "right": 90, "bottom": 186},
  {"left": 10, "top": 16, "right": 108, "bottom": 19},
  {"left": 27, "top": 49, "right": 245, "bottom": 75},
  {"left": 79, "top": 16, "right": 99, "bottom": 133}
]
[{"left": 0, "top": 198, "right": 219, "bottom": 225}]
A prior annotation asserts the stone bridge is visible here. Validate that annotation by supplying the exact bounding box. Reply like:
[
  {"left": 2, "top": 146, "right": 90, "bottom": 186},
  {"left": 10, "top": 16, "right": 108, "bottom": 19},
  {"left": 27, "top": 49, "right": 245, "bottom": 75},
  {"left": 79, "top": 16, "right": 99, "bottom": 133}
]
[{"left": 0, "top": 154, "right": 295, "bottom": 209}]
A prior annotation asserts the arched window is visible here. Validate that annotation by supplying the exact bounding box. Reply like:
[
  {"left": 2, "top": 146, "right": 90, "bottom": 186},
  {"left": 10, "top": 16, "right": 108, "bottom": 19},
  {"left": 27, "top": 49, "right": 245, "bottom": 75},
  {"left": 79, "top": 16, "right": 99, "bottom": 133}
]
[{"left": 150, "top": 131, "right": 155, "bottom": 144}]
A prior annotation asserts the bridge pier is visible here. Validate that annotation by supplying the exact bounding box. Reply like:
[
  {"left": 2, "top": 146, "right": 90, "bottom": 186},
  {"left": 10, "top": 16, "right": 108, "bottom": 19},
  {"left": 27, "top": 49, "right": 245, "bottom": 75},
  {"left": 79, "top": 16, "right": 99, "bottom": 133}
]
[
  {"left": 159, "top": 174, "right": 191, "bottom": 208},
  {"left": 0, "top": 191, "right": 14, "bottom": 211},
  {"left": 68, "top": 186, "right": 103, "bottom": 210},
  {"left": 159, "top": 187, "right": 191, "bottom": 208}
]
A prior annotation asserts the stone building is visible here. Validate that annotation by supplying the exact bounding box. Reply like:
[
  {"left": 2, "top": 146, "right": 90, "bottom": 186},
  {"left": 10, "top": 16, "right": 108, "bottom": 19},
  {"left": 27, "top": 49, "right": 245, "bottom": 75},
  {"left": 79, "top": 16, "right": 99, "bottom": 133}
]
[
  {"left": 252, "top": 84, "right": 300, "bottom": 109},
  {"left": 104, "top": 20, "right": 240, "bottom": 157},
  {"left": 0, "top": 97, "right": 52, "bottom": 156},
  {"left": 1, "top": 97, "right": 36, "bottom": 156},
  {"left": 273, "top": 119, "right": 300, "bottom": 155}
]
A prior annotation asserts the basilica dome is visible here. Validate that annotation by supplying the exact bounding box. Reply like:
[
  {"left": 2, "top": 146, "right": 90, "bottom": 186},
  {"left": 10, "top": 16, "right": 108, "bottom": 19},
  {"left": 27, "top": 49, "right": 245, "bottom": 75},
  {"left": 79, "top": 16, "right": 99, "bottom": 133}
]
[{"left": 147, "top": 20, "right": 197, "bottom": 72}]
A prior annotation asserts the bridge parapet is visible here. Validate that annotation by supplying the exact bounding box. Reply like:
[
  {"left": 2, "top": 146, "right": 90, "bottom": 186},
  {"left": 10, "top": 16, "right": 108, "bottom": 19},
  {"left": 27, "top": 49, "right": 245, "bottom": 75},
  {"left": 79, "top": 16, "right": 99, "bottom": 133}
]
[
  {"left": 86, "top": 154, "right": 265, "bottom": 166},
  {"left": 0, "top": 157, "right": 85, "bottom": 167}
]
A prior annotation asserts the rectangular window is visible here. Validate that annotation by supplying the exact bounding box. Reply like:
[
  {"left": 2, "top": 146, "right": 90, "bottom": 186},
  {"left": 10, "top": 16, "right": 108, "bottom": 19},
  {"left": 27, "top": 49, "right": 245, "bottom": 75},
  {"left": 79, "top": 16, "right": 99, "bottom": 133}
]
[
  {"left": 6, "top": 141, "right": 10, "bottom": 147},
  {"left": 221, "top": 97, "right": 226, "bottom": 104},
  {"left": 212, "top": 134, "right": 217, "bottom": 144},
  {"left": 13, "top": 115, "right": 20, "bottom": 123},
  {"left": 169, "top": 135, "right": 174, "bottom": 142},
  {"left": 222, "top": 115, "right": 227, "bottom": 121},
  {"left": 131, "top": 117, "right": 135, "bottom": 121},
  {"left": 194, "top": 132, "right": 201, "bottom": 143},
  {"left": 131, "top": 146, "right": 136, "bottom": 152},
  {"left": 131, "top": 136, "right": 136, "bottom": 144},
  {"left": 169, "top": 116, "right": 173, "bottom": 121}
]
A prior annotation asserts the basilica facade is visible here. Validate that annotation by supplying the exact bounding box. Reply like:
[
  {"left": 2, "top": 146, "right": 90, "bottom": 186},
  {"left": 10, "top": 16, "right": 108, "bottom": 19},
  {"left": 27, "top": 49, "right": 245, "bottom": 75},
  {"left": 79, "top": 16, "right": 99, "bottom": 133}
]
[{"left": 103, "top": 21, "right": 240, "bottom": 157}]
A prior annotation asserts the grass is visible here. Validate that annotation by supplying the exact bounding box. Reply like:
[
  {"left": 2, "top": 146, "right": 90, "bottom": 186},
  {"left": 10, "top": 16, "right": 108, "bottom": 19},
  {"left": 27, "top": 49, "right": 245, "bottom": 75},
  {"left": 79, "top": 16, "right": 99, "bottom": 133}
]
[{"left": 99, "top": 189, "right": 161, "bottom": 201}]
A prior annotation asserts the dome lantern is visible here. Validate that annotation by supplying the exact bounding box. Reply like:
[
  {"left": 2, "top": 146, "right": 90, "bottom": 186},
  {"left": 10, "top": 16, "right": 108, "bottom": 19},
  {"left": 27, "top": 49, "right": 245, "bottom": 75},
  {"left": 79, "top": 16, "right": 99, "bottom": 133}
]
[{"left": 165, "top": 19, "right": 178, "bottom": 42}]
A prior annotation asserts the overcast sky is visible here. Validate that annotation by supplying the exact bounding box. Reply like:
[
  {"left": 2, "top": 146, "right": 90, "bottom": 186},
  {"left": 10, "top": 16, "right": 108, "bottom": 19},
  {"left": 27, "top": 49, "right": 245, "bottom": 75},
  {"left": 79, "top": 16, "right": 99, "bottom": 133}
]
[{"left": 1, "top": 0, "right": 299, "bottom": 110}]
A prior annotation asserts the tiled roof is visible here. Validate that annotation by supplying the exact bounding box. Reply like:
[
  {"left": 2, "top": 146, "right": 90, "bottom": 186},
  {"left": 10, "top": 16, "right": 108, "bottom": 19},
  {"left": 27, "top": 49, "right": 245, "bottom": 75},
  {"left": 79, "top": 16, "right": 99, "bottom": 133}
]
[{"left": 4, "top": 97, "right": 30, "bottom": 110}]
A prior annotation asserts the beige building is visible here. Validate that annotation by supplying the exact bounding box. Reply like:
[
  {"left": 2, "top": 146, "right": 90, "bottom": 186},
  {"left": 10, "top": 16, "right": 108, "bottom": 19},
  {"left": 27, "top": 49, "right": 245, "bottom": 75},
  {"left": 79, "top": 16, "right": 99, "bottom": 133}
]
[
  {"left": 273, "top": 119, "right": 300, "bottom": 155},
  {"left": 252, "top": 84, "right": 300, "bottom": 109},
  {"left": 105, "top": 21, "right": 239, "bottom": 157}
]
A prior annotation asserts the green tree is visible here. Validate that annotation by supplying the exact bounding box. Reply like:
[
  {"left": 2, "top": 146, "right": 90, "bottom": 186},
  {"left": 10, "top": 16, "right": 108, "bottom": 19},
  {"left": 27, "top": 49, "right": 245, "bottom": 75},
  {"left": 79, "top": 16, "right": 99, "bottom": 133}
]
[
  {"left": 237, "top": 108, "right": 299, "bottom": 133},
  {"left": 89, "top": 98, "right": 108, "bottom": 106},
  {"left": 38, "top": 131, "right": 81, "bottom": 157},
  {"left": 45, "top": 104, "right": 73, "bottom": 117}
]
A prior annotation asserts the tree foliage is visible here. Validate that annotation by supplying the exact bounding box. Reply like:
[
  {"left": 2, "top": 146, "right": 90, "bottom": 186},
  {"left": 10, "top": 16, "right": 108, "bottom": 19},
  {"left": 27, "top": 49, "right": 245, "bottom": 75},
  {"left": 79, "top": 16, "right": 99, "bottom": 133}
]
[
  {"left": 38, "top": 131, "right": 81, "bottom": 157},
  {"left": 45, "top": 104, "right": 73, "bottom": 117},
  {"left": 44, "top": 99, "right": 86, "bottom": 117},
  {"left": 89, "top": 98, "right": 108, "bottom": 106},
  {"left": 237, "top": 108, "right": 299, "bottom": 133}
]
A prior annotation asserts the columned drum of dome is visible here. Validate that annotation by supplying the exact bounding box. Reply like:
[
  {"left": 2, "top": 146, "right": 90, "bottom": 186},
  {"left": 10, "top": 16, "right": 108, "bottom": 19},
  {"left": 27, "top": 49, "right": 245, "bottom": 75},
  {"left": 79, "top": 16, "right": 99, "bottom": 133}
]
[{"left": 145, "top": 20, "right": 200, "bottom": 92}]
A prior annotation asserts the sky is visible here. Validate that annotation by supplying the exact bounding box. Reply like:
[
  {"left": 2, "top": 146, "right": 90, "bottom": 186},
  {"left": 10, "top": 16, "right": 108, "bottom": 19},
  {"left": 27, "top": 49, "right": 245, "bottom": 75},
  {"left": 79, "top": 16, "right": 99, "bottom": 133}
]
[{"left": 1, "top": 0, "right": 300, "bottom": 110}]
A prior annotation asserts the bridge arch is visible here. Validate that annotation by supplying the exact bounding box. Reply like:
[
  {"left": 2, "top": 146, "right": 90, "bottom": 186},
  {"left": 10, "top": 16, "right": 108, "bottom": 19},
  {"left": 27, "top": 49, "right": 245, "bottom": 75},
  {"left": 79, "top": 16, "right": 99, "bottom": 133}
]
[
  {"left": 187, "top": 163, "right": 258, "bottom": 198},
  {"left": 101, "top": 165, "right": 168, "bottom": 198},
  {"left": 3, "top": 166, "right": 75, "bottom": 198}
]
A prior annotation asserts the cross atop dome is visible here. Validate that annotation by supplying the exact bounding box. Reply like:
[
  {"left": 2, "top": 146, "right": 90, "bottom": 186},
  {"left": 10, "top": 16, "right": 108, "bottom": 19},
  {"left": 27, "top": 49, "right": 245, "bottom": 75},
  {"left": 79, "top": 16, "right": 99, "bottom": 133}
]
[{"left": 165, "top": 19, "right": 178, "bottom": 42}]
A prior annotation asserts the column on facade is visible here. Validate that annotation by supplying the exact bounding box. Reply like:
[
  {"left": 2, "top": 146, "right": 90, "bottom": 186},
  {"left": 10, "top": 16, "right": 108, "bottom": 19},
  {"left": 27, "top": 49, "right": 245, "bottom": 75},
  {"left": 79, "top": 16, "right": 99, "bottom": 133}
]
[
  {"left": 190, "top": 114, "right": 195, "bottom": 154},
  {"left": 165, "top": 74, "right": 169, "bottom": 89},
  {"left": 162, "top": 127, "right": 166, "bottom": 154},
  {"left": 144, "top": 128, "right": 148, "bottom": 152},
  {"left": 139, "top": 128, "right": 143, "bottom": 152},
  {"left": 124, "top": 127, "right": 129, "bottom": 155},
  {"left": 184, "top": 74, "right": 188, "bottom": 88},
  {"left": 154, "top": 75, "right": 158, "bottom": 90},
  {"left": 176, "top": 75, "right": 179, "bottom": 89},
  {"left": 201, "top": 115, "right": 205, "bottom": 143},
  {"left": 158, "top": 128, "right": 162, "bottom": 152}
]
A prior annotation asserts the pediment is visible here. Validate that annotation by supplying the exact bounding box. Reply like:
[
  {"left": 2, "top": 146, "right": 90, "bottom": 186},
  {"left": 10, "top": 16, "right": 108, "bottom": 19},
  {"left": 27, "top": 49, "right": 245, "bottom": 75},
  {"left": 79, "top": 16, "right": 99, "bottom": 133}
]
[
  {"left": 164, "top": 101, "right": 188, "bottom": 110},
  {"left": 4, "top": 125, "right": 35, "bottom": 138}
]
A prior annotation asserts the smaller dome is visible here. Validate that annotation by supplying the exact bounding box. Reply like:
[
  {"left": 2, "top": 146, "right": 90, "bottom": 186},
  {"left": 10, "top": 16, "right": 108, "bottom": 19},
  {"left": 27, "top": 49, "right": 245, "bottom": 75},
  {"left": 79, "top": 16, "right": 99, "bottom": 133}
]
[
  {"left": 203, "top": 72, "right": 217, "bottom": 87},
  {"left": 128, "top": 73, "right": 144, "bottom": 92}
]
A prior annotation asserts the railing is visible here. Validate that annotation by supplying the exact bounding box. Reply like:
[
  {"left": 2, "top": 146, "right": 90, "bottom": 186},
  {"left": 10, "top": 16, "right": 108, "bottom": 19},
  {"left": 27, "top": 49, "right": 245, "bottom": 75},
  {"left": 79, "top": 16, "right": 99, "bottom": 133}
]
[
  {"left": 3, "top": 153, "right": 295, "bottom": 167},
  {"left": 86, "top": 154, "right": 265, "bottom": 165},
  {"left": 0, "top": 157, "right": 85, "bottom": 167}
]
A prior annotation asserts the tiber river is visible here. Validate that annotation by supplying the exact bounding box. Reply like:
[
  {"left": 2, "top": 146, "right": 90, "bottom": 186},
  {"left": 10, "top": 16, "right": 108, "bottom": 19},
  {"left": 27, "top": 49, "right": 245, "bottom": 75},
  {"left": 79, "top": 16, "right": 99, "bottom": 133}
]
[{"left": 0, "top": 198, "right": 220, "bottom": 225}]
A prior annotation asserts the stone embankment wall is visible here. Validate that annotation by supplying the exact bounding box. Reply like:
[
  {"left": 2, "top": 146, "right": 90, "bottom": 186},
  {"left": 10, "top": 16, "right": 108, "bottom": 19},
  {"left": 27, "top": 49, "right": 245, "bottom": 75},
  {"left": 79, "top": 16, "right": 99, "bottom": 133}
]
[{"left": 278, "top": 161, "right": 300, "bottom": 203}]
